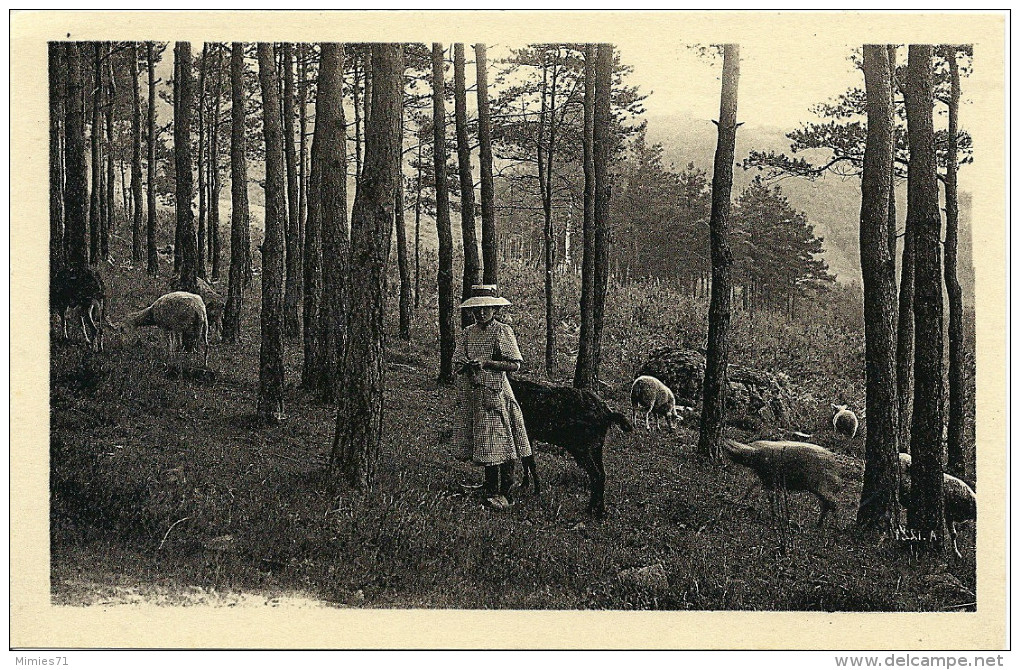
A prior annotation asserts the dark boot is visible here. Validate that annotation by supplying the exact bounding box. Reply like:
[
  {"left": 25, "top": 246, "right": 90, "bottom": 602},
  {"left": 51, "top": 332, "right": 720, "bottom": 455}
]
[
  {"left": 483, "top": 465, "right": 499, "bottom": 496},
  {"left": 498, "top": 461, "right": 515, "bottom": 502}
]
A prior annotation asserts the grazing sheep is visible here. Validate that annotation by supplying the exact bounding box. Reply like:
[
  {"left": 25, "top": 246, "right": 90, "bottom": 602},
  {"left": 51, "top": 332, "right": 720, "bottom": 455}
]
[
  {"left": 51, "top": 266, "right": 106, "bottom": 352},
  {"left": 722, "top": 438, "right": 843, "bottom": 527},
  {"left": 631, "top": 375, "right": 685, "bottom": 431},
  {"left": 508, "top": 377, "right": 633, "bottom": 517},
  {"left": 897, "top": 453, "right": 976, "bottom": 558},
  {"left": 831, "top": 404, "right": 859, "bottom": 440},
  {"left": 127, "top": 291, "right": 209, "bottom": 367}
]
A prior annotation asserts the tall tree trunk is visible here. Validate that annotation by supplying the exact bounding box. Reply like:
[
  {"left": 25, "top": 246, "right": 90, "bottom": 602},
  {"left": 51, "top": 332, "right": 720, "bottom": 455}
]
[
  {"left": 414, "top": 128, "right": 423, "bottom": 308},
  {"left": 539, "top": 53, "right": 558, "bottom": 377},
  {"left": 298, "top": 44, "right": 308, "bottom": 267},
  {"left": 330, "top": 44, "right": 403, "bottom": 489},
  {"left": 146, "top": 42, "right": 158, "bottom": 276},
  {"left": 197, "top": 43, "right": 208, "bottom": 280},
  {"left": 352, "top": 53, "right": 363, "bottom": 182},
  {"left": 856, "top": 44, "right": 900, "bottom": 531},
  {"left": 904, "top": 44, "right": 947, "bottom": 553},
  {"left": 64, "top": 43, "right": 89, "bottom": 271},
  {"left": 131, "top": 42, "right": 143, "bottom": 264},
  {"left": 103, "top": 42, "right": 115, "bottom": 262},
  {"left": 943, "top": 45, "right": 967, "bottom": 477},
  {"left": 90, "top": 43, "right": 103, "bottom": 265},
  {"left": 573, "top": 44, "right": 598, "bottom": 389},
  {"left": 432, "top": 43, "right": 456, "bottom": 385},
  {"left": 316, "top": 43, "right": 350, "bottom": 402},
  {"left": 174, "top": 42, "right": 198, "bottom": 293},
  {"left": 395, "top": 82, "right": 411, "bottom": 341},
  {"left": 698, "top": 44, "right": 740, "bottom": 460},
  {"left": 256, "top": 42, "right": 287, "bottom": 423},
  {"left": 223, "top": 42, "right": 250, "bottom": 344},
  {"left": 301, "top": 47, "right": 325, "bottom": 390},
  {"left": 283, "top": 43, "right": 303, "bottom": 338},
  {"left": 589, "top": 44, "right": 613, "bottom": 393},
  {"left": 454, "top": 43, "right": 480, "bottom": 328},
  {"left": 49, "top": 43, "right": 64, "bottom": 269},
  {"left": 475, "top": 43, "right": 498, "bottom": 285},
  {"left": 210, "top": 43, "right": 224, "bottom": 281}
]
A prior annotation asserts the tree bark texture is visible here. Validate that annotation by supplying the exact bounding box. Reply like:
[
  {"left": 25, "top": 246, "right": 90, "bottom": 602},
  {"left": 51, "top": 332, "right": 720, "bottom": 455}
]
[
  {"left": 210, "top": 43, "right": 224, "bottom": 281},
  {"left": 283, "top": 42, "right": 303, "bottom": 339},
  {"left": 103, "top": 42, "right": 115, "bottom": 260},
  {"left": 330, "top": 44, "right": 403, "bottom": 489},
  {"left": 943, "top": 45, "right": 967, "bottom": 477},
  {"left": 131, "top": 42, "right": 144, "bottom": 264},
  {"left": 146, "top": 42, "right": 159, "bottom": 276},
  {"left": 90, "top": 43, "right": 103, "bottom": 264},
  {"left": 475, "top": 43, "right": 498, "bottom": 285},
  {"left": 301, "top": 47, "right": 326, "bottom": 389},
  {"left": 197, "top": 43, "right": 208, "bottom": 279},
  {"left": 256, "top": 43, "right": 287, "bottom": 422},
  {"left": 699, "top": 44, "right": 740, "bottom": 460},
  {"left": 316, "top": 43, "right": 350, "bottom": 402},
  {"left": 222, "top": 42, "right": 251, "bottom": 343},
  {"left": 856, "top": 44, "right": 901, "bottom": 531},
  {"left": 63, "top": 43, "right": 89, "bottom": 271},
  {"left": 573, "top": 44, "right": 598, "bottom": 390},
  {"left": 904, "top": 44, "right": 947, "bottom": 553},
  {"left": 454, "top": 44, "right": 480, "bottom": 328},
  {"left": 174, "top": 42, "right": 199, "bottom": 293},
  {"left": 49, "top": 43, "right": 64, "bottom": 268},
  {"left": 395, "top": 83, "right": 411, "bottom": 341},
  {"left": 432, "top": 43, "right": 456, "bottom": 385}
]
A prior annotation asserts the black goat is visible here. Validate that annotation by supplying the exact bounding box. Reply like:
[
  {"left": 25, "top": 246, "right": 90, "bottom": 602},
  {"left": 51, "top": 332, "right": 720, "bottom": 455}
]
[
  {"left": 508, "top": 377, "right": 633, "bottom": 517},
  {"left": 51, "top": 266, "right": 106, "bottom": 352}
]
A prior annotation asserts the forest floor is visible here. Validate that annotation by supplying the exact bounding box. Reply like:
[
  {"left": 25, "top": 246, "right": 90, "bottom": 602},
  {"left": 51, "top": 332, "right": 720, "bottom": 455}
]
[{"left": 49, "top": 260, "right": 976, "bottom": 611}]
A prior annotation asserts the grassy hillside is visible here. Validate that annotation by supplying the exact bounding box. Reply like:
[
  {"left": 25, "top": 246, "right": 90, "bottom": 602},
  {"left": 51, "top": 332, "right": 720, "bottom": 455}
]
[{"left": 50, "top": 238, "right": 975, "bottom": 610}]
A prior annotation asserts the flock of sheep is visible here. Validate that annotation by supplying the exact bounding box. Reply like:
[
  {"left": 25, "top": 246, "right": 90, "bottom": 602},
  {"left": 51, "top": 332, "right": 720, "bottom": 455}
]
[{"left": 51, "top": 271, "right": 975, "bottom": 556}]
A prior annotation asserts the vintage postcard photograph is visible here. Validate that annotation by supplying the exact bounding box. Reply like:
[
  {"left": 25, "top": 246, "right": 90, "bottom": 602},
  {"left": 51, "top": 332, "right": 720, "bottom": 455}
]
[{"left": 9, "top": 10, "right": 1007, "bottom": 651}]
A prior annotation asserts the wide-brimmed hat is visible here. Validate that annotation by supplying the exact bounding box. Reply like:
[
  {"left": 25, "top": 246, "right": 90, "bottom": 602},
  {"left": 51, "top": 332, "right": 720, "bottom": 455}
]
[{"left": 459, "top": 284, "right": 512, "bottom": 309}]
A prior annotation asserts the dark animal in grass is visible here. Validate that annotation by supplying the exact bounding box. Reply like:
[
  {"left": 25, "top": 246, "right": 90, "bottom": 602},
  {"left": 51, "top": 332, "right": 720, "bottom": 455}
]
[
  {"left": 722, "top": 438, "right": 843, "bottom": 527},
  {"left": 508, "top": 377, "right": 633, "bottom": 517},
  {"left": 50, "top": 265, "right": 106, "bottom": 352},
  {"left": 127, "top": 291, "right": 210, "bottom": 368},
  {"left": 897, "top": 453, "right": 976, "bottom": 558}
]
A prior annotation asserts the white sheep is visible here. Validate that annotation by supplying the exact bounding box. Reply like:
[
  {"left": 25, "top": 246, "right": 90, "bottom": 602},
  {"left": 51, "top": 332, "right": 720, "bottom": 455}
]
[
  {"left": 631, "top": 375, "right": 686, "bottom": 431},
  {"left": 897, "top": 453, "right": 976, "bottom": 558},
  {"left": 127, "top": 291, "right": 210, "bottom": 367},
  {"left": 831, "top": 404, "right": 859, "bottom": 440},
  {"left": 722, "top": 438, "right": 843, "bottom": 527}
]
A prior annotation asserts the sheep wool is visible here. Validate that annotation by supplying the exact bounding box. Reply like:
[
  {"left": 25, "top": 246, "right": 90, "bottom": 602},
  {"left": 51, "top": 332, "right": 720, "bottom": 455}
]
[{"left": 722, "top": 438, "right": 843, "bottom": 527}]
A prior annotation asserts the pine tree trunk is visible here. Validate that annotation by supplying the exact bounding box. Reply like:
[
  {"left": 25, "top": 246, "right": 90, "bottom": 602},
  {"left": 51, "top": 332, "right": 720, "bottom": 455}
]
[
  {"left": 174, "top": 42, "right": 198, "bottom": 294},
  {"left": 475, "top": 43, "right": 498, "bottom": 285},
  {"left": 856, "top": 44, "right": 900, "bottom": 531},
  {"left": 283, "top": 43, "right": 303, "bottom": 338},
  {"left": 197, "top": 43, "right": 208, "bottom": 279},
  {"left": 699, "top": 44, "right": 740, "bottom": 460},
  {"left": 414, "top": 129, "right": 423, "bottom": 309},
  {"left": 49, "top": 43, "right": 65, "bottom": 269},
  {"left": 454, "top": 44, "right": 480, "bottom": 328},
  {"left": 589, "top": 44, "right": 613, "bottom": 392},
  {"left": 64, "top": 43, "right": 89, "bottom": 271},
  {"left": 301, "top": 46, "right": 325, "bottom": 390},
  {"left": 222, "top": 42, "right": 250, "bottom": 343},
  {"left": 539, "top": 54, "right": 558, "bottom": 378},
  {"left": 103, "top": 42, "right": 115, "bottom": 262},
  {"left": 943, "top": 45, "right": 967, "bottom": 477},
  {"left": 90, "top": 43, "right": 103, "bottom": 265},
  {"left": 256, "top": 42, "right": 287, "bottom": 423},
  {"left": 146, "top": 42, "right": 158, "bottom": 276},
  {"left": 352, "top": 53, "right": 363, "bottom": 184},
  {"left": 210, "top": 43, "right": 223, "bottom": 281},
  {"left": 330, "top": 43, "right": 403, "bottom": 489},
  {"left": 432, "top": 42, "right": 456, "bottom": 385},
  {"left": 316, "top": 43, "right": 350, "bottom": 402},
  {"left": 904, "top": 44, "right": 947, "bottom": 553},
  {"left": 298, "top": 44, "right": 308, "bottom": 266},
  {"left": 574, "top": 44, "right": 598, "bottom": 389},
  {"left": 130, "top": 43, "right": 144, "bottom": 264},
  {"left": 395, "top": 83, "right": 411, "bottom": 341}
]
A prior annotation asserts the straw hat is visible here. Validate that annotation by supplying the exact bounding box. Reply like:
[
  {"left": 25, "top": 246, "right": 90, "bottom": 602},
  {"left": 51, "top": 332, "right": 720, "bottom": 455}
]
[{"left": 459, "top": 284, "right": 512, "bottom": 309}]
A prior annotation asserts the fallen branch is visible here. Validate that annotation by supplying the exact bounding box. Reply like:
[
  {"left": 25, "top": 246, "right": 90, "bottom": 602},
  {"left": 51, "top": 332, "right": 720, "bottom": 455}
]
[{"left": 156, "top": 516, "right": 191, "bottom": 553}]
